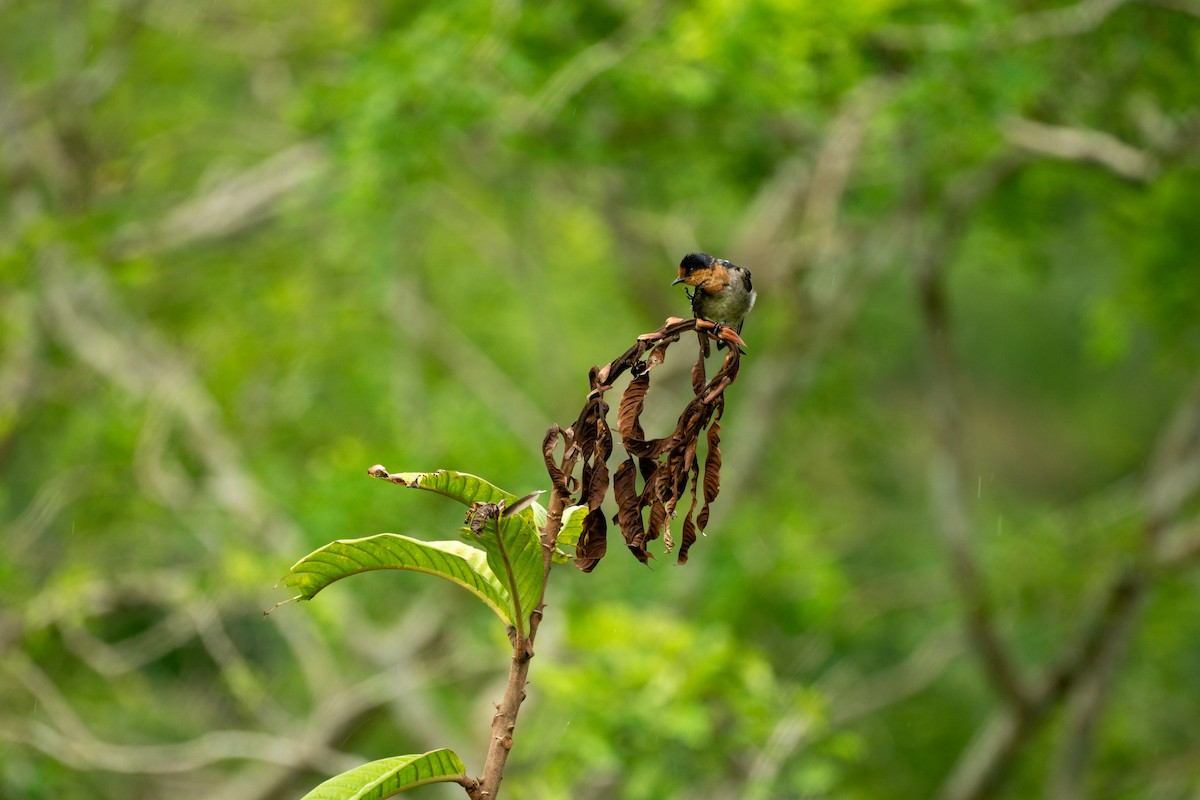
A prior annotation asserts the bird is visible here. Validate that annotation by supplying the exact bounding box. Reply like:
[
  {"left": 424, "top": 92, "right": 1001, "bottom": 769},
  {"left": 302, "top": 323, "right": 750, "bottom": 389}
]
[{"left": 672, "top": 252, "right": 756, "bottom": 349}]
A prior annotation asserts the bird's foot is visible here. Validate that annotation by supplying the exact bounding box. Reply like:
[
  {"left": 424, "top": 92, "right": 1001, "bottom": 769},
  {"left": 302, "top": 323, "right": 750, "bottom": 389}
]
[{"left": 695, "top": 319, "right": 746, "bottom": 351}]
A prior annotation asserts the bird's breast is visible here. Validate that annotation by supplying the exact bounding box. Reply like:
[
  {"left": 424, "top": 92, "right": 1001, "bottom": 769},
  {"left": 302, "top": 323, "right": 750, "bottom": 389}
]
[{"left": 697, "top": 283, "right": 753, "bottom": 323}]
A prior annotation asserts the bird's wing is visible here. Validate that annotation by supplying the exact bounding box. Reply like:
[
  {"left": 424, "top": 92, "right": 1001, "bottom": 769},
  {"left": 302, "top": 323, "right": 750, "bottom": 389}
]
[{"left": 737, "top": 268, "right": 754, "bottom": 333}]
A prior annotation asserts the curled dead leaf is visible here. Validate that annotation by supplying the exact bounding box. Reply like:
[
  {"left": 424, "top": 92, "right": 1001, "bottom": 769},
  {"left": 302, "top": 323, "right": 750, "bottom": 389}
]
[{"left": 544, "top": 316, "right": 744, "bottom": 569}]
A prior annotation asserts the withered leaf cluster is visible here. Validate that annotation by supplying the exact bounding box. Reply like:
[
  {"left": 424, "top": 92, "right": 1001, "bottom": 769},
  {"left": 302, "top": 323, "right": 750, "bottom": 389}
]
[{"left": 544, "top": 318, "right": 743, "bottom": 570}]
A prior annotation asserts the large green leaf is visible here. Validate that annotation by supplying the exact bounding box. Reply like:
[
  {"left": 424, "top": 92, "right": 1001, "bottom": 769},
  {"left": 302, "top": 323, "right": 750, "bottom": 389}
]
[
  {"left": 460, "top": 511, "right": 544, "bottom": 638},
  {"left": 276, "top": 535, "right": 514, "bottom": 628},
  {"left": 301, "top": 749, "right": 467, "bottom": 800},
  {"left": 273, "top": 471, "right": 551, "bottom": 632}
]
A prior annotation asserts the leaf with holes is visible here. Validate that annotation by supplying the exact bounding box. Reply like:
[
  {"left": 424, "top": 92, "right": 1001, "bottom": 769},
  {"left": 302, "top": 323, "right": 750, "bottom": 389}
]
[{"left": 385, "top": 469, "right": 546, "bottom": 528}]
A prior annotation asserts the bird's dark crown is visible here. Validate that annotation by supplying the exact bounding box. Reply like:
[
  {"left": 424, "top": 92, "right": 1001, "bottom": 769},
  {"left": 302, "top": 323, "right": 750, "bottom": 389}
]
[{"left": 679, "top": 252, "right": 715, "bottom": 273}]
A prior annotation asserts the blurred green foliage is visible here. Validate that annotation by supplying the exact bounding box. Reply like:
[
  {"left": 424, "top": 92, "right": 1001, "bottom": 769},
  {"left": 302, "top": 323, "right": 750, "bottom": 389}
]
[{"left": 2, "top": 0, "right": 1198, "bottom": 798}]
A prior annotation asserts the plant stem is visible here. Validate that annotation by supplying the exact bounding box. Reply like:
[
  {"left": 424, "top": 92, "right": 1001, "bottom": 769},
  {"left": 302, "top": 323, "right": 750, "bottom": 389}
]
[
  {"left": 472, "top": 638, "right": 533, "bottom": 799},
  {"left": 470, "top": 485, "right": 567, "bottom": 799}
]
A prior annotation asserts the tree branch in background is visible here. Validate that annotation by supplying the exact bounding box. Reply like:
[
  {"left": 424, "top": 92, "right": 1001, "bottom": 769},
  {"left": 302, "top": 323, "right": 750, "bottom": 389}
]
[
  {"left": 912, "top": 157, "right": 1032, "bottom": 719},
  {"left": 1002, "top": 117, "right": 1158, "bottom": 181},
  {"left": 910, "top": 146, "right": 1200, "bottom": 800},
  {"left": 3, "top": 650, "right": 360, "bottom": 776},
  {"left": 829, "top": 630, "right": 965, "bottom": 728},
  {"left": 31, "top": 254, "right": 477, "bottom": 799},
  {"left": 746, "top": 628, "right": 962, "bottom": 800},
  {"left": 1144, "top": 375, "right": 1200, "bottom": 530},
  {"left": 875, "top": 0, "right": 1200, "bottom": 58},
  {"left": 111, "top": 143, "right": 327, "bottom": 257},
  {"left": 38, "top": 253, "right": 301, "bottom": 554},
  {"left": 1002, "top": 0, "right": 1131, "bottom": 45},
  {"left": 1035, "top": 377, "right": 1200, "bottom": 795},
  {"left": 1046, "top": 598, "right": 1141, "bottom": 800},
  {"left": 931, "top": 350, "right": 1200, "bottom": 800},
  {"left": 1156, "top": 515, "right": 1200, "bottom": 569},
  {"left": 1144, "top": 0, "right": 1200, "bottom": 19}
]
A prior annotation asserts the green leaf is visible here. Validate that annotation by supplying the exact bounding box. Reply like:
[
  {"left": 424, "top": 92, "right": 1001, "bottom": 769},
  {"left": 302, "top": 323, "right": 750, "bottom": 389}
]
[
  {"left": 461, "top": 511, "right": 544, "bottom": 638},
  {"left": 301, "top": 749, "right": 467, "bottom": 800},
  {"left": 552, "top": 504, "right": 589, "bottom": 563},
  {"left": 277, "top": 535, "right": 514, "bottom": 628},
  {"left": 557, "top": 504, "right": 588, "bottom": 549},
  {"left": 392, "top": 468, "right": 515, "bottom": 505},
  {"left": 391, "top": 469, "right": 547, "bottom": 529},
  {"left": 273, "top": 470, "right": 551, "bottom": 635}
]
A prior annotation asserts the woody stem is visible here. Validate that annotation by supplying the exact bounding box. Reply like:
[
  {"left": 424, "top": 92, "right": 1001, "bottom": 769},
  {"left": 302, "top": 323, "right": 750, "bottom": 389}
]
[{"left": 470, "top": 485, "right": 566, "bottom": 799}]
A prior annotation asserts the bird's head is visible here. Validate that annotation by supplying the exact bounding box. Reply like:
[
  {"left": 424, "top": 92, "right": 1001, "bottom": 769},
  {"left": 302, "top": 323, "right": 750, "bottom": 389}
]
[{"left": 673, "top": 252, "right": 717, "bottom": 287}]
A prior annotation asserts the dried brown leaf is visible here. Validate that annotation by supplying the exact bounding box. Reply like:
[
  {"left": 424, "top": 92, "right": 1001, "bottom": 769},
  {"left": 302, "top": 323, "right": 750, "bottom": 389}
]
[
  {"left": 691, "top": 349, "right": 707, "bottom": 395},
  {"left": 626, "top": 539, "right": 651, "bottom": 565},
  {"left": 703, "top": 420, "right": 722, "bottom": 505},
  {"left": 676, "top": 440, "right": 703, "bottom": 564},
  {"left": 625, "top": 434, "right": 667, "bottom": 460},
  {"left": 611, "top": 457, "right": 645, "bottom": 548},
  {"left": 645, "top": 344, "right": 669, "bottom": 371},
  {"left": 575, "top": 509, "right": 608, "bottom": 572},
  {"left": 677, "top": 509, "right": 697, "bottom": 564},
  {"left": 703, "top": 377, "right": 733, "bottom": 404},
  {"left": 637, "top": 456, "right": 657, "bottom": 487},
  {"left": 717, "top": 349, "right": 741, "bottom": 385},
  {"left": 578, "top": 403, "right": 612, "bottom": 475},
  {"left": 546, "top": 316, "right": 747, "bottom": 569},
  {"left": 581, "top": 455, "right": 610, "bottom": 513},
  {"left": 542, "top": 425, "right": 570, "bottom": 495},
  {"left": 618, "top": 373, "right": 650, "bottom": 441},
  {"left": 646, "top": 495, "right": 667, "bottom": 544},
  {"left": 697, "top": 418, "right": 722, "bottom": 532}
]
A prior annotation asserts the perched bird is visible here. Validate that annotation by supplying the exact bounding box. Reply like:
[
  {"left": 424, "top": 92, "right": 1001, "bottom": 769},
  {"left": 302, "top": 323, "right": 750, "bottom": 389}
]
[{"left": 672, "top": 252, "right": 756, "bottom": 349}]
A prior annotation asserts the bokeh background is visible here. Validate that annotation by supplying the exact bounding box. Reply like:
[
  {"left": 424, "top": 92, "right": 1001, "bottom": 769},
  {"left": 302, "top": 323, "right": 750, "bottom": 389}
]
[{"left": 3, "top": 1, "right": 1199, "bottom": 798}]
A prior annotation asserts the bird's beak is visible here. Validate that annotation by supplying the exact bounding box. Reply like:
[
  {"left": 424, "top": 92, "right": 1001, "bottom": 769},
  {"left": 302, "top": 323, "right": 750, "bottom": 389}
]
[{"left": 671, "top": 277, "right": 685, "bottom": 285}]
